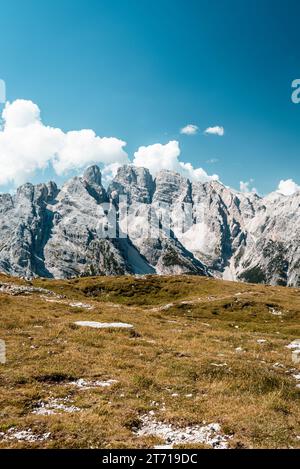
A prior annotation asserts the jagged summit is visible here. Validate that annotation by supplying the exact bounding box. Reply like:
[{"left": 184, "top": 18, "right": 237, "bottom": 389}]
[
  {"left": 0, "top": 164, "right": 298, "bottom": 286},
  {"left": 83, "top": 164, "right": 102, "bottom": 186},
  {"left": 108, "top": 165, "right": 155, "bottom": 204}
]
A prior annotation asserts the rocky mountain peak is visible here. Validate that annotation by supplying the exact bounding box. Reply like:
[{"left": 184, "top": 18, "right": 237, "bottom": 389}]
[
  {"left": 83, "top": 165, "right": 102, "bottom": 186},
  {"left": 15, "top": 183, "right": 35, "bottom": 202},
  {"left": 0, "top": 164, "right": 298, "bottom": 286},
  {"left": 153, "top": 169, "right": 192, "bottom": 205},
  {"left": 108, "top": 165, "right": 155, "bottom": 204},
  {"left": 81, "top": 165, "right": 107, "bottom": 204}
]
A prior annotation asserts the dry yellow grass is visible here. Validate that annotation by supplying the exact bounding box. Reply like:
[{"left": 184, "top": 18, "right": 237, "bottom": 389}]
[{"left": 0, "top": 274, "right": 299, "bottom": 448}]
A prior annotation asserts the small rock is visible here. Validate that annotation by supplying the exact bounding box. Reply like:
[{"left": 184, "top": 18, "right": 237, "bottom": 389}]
[
  {"left": 74, "top": 321, "right": 133, "bottom": 329},
  {"left": 69, "top": 302, "right": 94, "bottom": 310},
  {"left": 292, "top": 350, "right": 300, "bottom": 364},
  {"left": 70, "top": 378, "right": 118, "bottom": 390},
  {"left": 286, "top": 340, "right": 300, "bottom": 351},
  {"left": 0, "top": 428, "right": 51, "bottom": 442},
  {"left": 32, "top": 397, "right": 80, "bottom": 415}
]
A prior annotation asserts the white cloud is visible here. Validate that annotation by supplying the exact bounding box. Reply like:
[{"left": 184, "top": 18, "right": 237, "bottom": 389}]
[
  {"left": 277, "top": 179, "right": 300, "bottom": 196},
  {"left": 206, "top": 158, "right": 219, "bottom": 164},
  {"left": 3, "top": 99, "right": 40, "bottom": 128},
  {"left": 101, "top": 162, "right": 123, "bottom": 186},
  {"left": 204, "top": 126, "right": 224, "bottom": 136},
  {"left": 239, "top": 179, "right": 257, "bottom": 194},
  {"left": 53, "top": 131, "right": 128, "bottom": 175},
  {"left": 133, "top": 140, "right": 219, "bottom": 182},
  {"left": 0, "top": 99, "right": 128, "bottom": 186},
  {"left": 180, "top": 124, "right": 198, "bottom": 135}
]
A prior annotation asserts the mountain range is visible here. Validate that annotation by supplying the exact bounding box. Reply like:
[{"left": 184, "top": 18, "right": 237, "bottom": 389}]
[{"left": 0, "top": 164, "right": 299, "bottom": 286}]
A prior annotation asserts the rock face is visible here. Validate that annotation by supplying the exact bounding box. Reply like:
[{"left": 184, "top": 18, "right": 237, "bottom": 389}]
[
  {"left": 0, "top": 166, "right": 154, "bottom": 279},
  {"left": 0, "top": 164, "right": 299, "bottom": 286}
]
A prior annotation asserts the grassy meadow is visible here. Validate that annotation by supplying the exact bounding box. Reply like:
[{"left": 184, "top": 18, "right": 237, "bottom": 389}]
[{"left": 0, "top": 274, "right": 299, "bottom": 448}]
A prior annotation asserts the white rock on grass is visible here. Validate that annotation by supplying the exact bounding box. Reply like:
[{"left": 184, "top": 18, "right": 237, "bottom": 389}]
[
  {"left": 269, "top": 308, "right": 283, "bottom": 316},
  {"left": 153, "top": 303, "right": 174, "bottom": 312},
  {"left": 74, "top": 321, "right": 133, "bottom": 329},
  {"left": 0, "top": 428, "right": 51, "bottom": 442},
  {"left": 135, "top": 414, "right": 231, "bottom": 449},
  {"left": 70, "top": 378, "right": 118, "bottom": 390},
  {"left": 0, "top": 283, "right": 64, "bottom": 298},
  {"left": 69, "top": 302, "right": 94, "bottom": 310},
  {"left": 32, "top": 397, "right": 80, "bottom": 415},
  {"left": 286, "top": 340, "right": 300, "bottom": 350},
  {"left": 292, "top": 350, "right": 300, "bottom": 365},
  {"left": 273, "top": 362, "right": 285, "bottom": 369},
  {"left": 41, "top": 297, "right": 94, "bottom": 310},
  {"left": 292, "top": 373, "right": 300, "bottom": 389}
]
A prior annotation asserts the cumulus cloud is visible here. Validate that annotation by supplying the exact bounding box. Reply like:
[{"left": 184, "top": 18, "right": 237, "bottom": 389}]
[
  {"left": 101, "top": 162, "right": 123, "bottom": 185},
  {"left": 180, "top": 124, "right": 198, "bottom": 135},
  {"left": 133, "top": 140, "right": 219, "bottom": 182},
  {"left": 204, "top": 126, "right": 224, "bottom": 136},
  {"left": 277, "top": 179, "right": 300, "bottom": 196},
  {"left": 0, "top": 99, "right": 128, "bottom": 186},
  {"left": 239, "top": 179, "right": 257, "bottom": 194}
]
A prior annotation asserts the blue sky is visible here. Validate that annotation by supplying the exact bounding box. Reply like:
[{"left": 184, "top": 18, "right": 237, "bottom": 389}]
[{"left": 0, "top": 0, "right": 300, "bottom": 194}]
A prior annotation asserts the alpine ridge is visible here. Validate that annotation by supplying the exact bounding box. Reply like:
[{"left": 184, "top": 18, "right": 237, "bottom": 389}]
[{"left": 0, "top": 164, "right": 299, "bottom": 286}]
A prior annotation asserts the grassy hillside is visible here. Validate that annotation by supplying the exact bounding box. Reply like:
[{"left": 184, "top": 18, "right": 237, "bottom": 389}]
[{"left": 0, "top": 274, "right": 299, "bottom": 448}]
